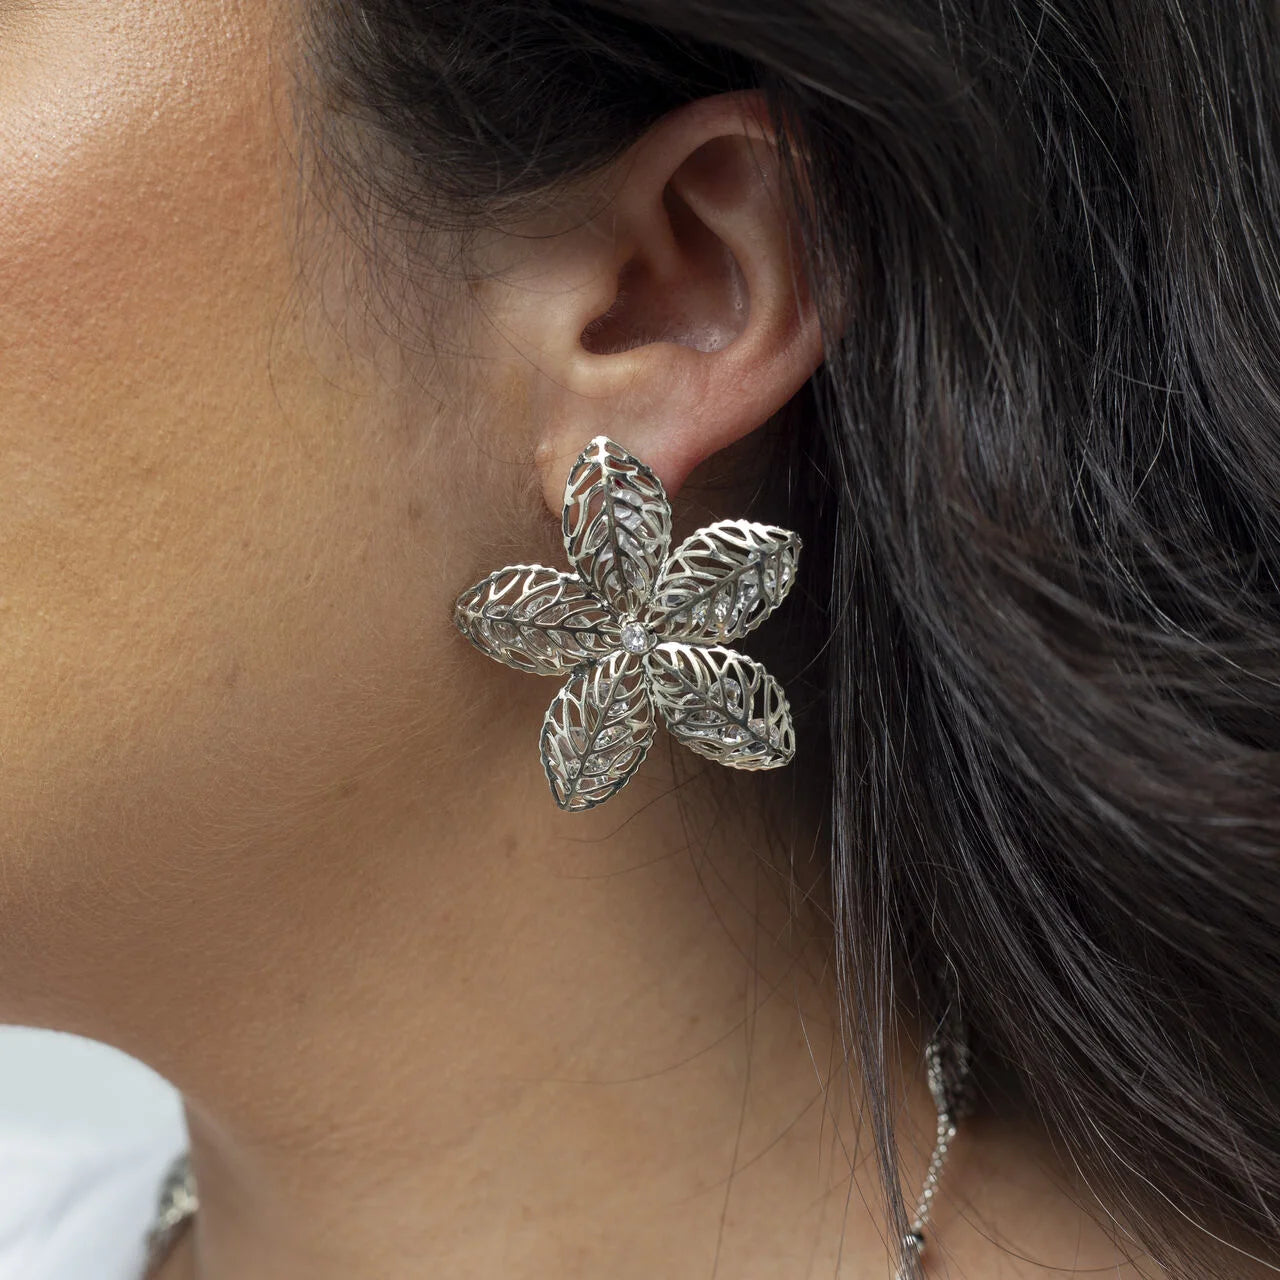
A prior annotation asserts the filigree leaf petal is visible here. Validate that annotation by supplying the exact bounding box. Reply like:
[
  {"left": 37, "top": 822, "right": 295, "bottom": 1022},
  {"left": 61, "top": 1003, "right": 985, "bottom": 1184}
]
[
  {"left": 648, "top": 520, "right": 801, "bottom": 644},
  {"left": 540, "top": 650, "right": 655, "bottom": 810},
  {"left": 644, "top": 642, "right": 795, "bottom": 770},
  {"left": 453, "top": 565, "right": 619, "bottom": 676},
  {"left": 562, "top": 436, "right": 671, "bottom": 616}
]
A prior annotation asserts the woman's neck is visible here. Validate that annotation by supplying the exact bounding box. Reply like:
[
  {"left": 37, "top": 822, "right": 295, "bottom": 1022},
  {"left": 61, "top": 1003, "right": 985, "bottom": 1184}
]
[
  {"left": 134, "top": 728, "right": 1151, "bottom": 1279},
  {"left": 140, "top": 740, "right": 877, "bottom": 1276}
]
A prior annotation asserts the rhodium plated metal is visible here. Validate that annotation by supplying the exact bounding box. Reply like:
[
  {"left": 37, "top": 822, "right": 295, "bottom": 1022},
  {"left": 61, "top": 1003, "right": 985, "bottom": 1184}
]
[
  {"left": 541, "top": 649, "right": 656, "bottom": 810},
  {"left": 142, "top": 1152, "right": 197, "bottom": 1277},
  {"left": 894, "top": 999, "right": 973, "bottom": 1280},
  {"left": 645, "top": 642, "right": 795, "bottom": 769},
  {"left": 563, "top": 436, "right": 673, "bottom": 616},
  {"left": 453, "top": 564, "right": 619, "bottom": 675},
  {"left": 453, "top": 435, "right": 803, "bottom": 811},
  {"left": 648, "top": 518, "right": 800, "bottom": 643}
]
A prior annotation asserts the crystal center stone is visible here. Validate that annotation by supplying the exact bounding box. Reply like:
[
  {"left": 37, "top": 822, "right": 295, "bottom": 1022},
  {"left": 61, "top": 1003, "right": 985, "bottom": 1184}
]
[{"left": 619, "top": 618, "right": 656, "bottom": 655}]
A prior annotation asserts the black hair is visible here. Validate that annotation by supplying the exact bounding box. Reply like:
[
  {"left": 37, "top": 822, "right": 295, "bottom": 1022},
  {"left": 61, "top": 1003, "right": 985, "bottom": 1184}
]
[{"left": 303, "top": 2, "right": 1280, "bottom": 1274}]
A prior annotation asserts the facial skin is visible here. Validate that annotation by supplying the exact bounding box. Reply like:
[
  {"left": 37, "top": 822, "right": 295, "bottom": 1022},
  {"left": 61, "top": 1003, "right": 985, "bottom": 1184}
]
[{"left": 0, "top": 3, "right": 1170, "bottom": 1278}]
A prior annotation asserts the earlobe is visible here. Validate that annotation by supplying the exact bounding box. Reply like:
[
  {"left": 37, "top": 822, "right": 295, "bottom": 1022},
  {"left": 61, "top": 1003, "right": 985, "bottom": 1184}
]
[{"left": 506, "top": 91, "right": 824, "bottom": 515}]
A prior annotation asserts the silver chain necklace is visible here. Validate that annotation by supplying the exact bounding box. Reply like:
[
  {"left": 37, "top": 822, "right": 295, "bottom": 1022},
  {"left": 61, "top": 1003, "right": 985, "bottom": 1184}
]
[
  {"left": 140, "top": 1017, "right": 970, "bottom": 1279},
  {"left": 897, "top": 1007, "right": 974, "bottom": 1280}
]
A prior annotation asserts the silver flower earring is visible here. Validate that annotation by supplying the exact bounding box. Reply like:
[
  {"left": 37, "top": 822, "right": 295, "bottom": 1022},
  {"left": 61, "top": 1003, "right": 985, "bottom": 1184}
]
[{"left": 454, "top": 436, "right": 802, "bottom": 811}]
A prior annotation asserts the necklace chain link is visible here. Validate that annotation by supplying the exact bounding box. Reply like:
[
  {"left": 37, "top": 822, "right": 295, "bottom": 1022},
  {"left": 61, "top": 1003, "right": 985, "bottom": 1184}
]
[{"left": 141, "top": 1152, "right": 198, "bottom": 1278}]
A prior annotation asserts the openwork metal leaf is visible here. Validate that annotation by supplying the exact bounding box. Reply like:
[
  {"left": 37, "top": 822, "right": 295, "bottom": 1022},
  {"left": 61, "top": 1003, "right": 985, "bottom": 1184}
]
[
  {"left": 540, "top": 651, "right": 655, "bottom": 811},
  {"left": 562, "top": 437, "right": 671, "bottom": 616},
  {"left": 453, "top": 565, "right": 619, "bottom": 675},
  {"left": 644, "top": 642, "right": 795, "bottom": 770},
  {"left": 648, "top": 520, "right": 801, "bottom": 644}
]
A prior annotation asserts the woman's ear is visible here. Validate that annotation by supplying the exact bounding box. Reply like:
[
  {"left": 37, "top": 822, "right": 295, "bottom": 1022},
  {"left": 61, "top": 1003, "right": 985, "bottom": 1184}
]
[{"left": 476, "top": 90, "right": 822, "bottom": 514}]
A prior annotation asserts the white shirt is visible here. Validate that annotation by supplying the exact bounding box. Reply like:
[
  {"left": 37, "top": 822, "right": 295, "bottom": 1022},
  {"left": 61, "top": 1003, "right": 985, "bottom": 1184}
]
[{"left": 0, "top": 1124, "right": 186, "bottom": 1280}]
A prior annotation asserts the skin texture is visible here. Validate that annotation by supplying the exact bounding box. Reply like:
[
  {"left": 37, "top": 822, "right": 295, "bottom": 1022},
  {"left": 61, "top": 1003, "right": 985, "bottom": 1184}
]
[{"left": 0, "top": 2, "right": 1172, "bottom": 1277}]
